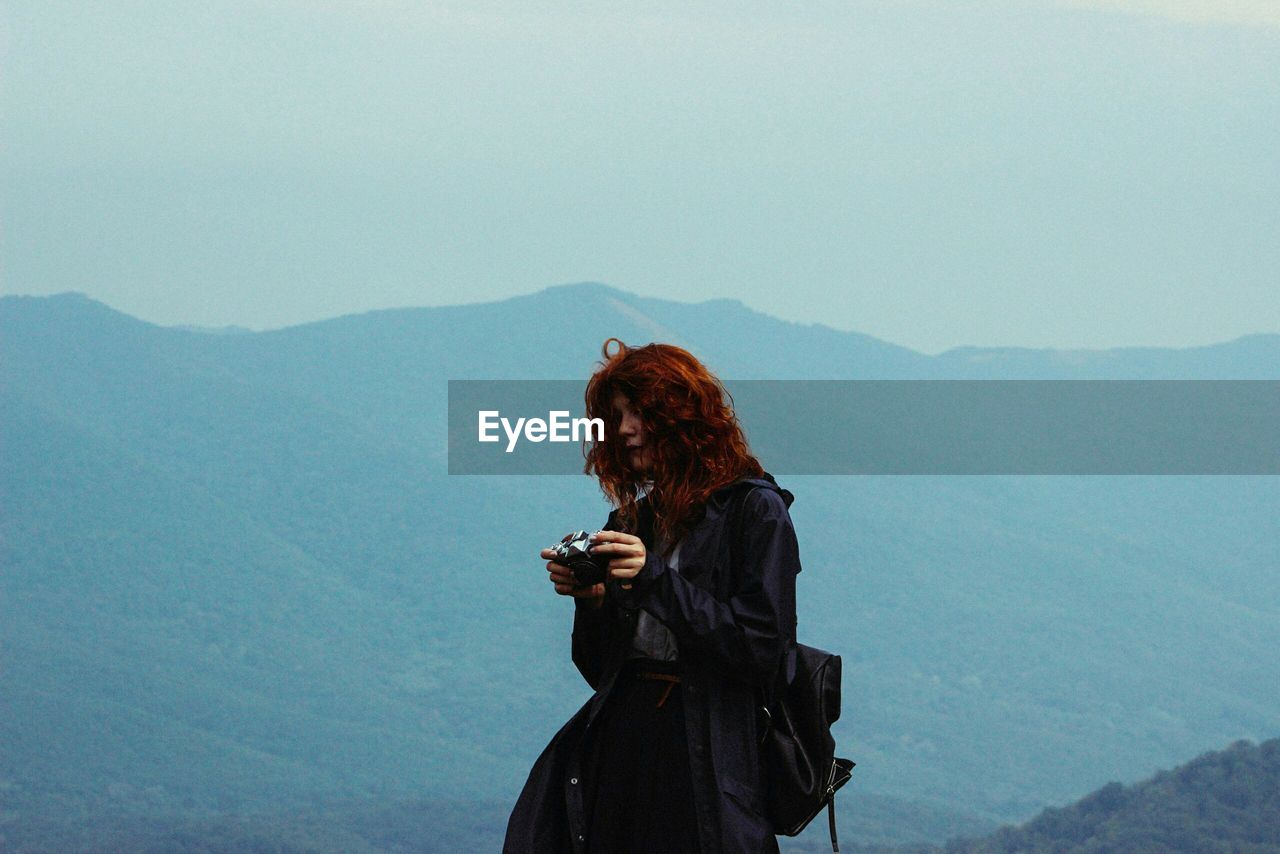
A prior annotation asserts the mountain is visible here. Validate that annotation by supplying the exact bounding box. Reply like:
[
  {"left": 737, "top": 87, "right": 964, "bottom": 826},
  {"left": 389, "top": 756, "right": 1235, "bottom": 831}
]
[
  {"left": 2, "top": 285, "right": 1278, "bottom": 849},
  {"left": 943, "top": 737, "right": 1280, "bottom": 853}
]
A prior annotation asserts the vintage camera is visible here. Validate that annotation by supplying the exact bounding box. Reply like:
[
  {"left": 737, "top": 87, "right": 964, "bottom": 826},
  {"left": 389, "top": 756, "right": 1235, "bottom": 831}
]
[{"left": 550, "top": 530, "right": 610, "bottom": 587}]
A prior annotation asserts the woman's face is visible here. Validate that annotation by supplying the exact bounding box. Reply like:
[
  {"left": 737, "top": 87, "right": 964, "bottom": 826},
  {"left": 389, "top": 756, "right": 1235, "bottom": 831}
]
[{"left": 611, "top": 391, "right": 654, "bottom": 475}]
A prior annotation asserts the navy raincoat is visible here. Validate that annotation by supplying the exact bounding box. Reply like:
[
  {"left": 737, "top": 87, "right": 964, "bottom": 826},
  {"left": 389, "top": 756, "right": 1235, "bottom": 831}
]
[{"left": 504, "top": 472, "right": 801, "bottom": 853}]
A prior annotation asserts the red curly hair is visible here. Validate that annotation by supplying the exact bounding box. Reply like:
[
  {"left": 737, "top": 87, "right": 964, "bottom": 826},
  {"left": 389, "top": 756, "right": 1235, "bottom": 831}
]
[{"left": 582, "top": 338, "right": 763, "bottom": 554}]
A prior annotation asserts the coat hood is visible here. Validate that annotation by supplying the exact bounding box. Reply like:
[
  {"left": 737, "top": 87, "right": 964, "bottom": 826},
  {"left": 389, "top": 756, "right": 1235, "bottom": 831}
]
[
  {"left": 632, "top": 471, "right": 794, "bottom": 537},
  {"left": 706, "top": 470, "right": 794, "bottom": 511}
]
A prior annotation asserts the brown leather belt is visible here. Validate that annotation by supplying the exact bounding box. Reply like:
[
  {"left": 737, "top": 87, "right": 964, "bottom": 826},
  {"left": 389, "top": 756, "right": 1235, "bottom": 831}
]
[{"left": 634, "top": 670, "right": 682, "bottom": 708}]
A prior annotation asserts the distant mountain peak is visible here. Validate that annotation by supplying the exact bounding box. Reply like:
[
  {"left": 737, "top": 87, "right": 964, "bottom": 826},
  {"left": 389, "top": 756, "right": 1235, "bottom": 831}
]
[
  {"left": 2, "top": 290, "right": 97, "bottom": 308},
  {"left": 538, "top": 280, "right": 623, "bottom": 297},
  {"left": 0, "top": 290, "right": 154, "bottom": 331},
  {"left": 534, "top": 281, "right": 748, "bottom": 314}
]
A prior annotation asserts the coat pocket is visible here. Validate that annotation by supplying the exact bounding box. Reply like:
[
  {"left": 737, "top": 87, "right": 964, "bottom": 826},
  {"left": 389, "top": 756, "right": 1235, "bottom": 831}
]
[
  {"left": 720, "top": 774, "right": 780, "bottom": 852},
  {"left": 721, "top": 773, "right": 767, "bottom": 818}
]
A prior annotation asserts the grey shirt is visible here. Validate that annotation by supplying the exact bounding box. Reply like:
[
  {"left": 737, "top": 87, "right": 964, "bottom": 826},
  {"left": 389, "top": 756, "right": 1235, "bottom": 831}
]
[{"left": 626, "top": 535, "right": 684, "bottom": 661}]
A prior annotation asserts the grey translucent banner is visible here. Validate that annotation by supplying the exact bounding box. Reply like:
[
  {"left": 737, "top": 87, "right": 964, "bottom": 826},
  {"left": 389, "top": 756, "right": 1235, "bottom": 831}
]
[{"left": 447, "top": 380, "right": 1280, "bottom": 475}]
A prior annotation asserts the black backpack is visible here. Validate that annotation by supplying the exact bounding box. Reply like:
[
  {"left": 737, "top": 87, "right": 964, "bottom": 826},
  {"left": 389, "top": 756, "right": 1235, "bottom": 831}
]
[
  {"left": 759, "top": 644, "right": 855, "bottom": 847},
  {"left": 731, "top": 486, "right": 856, "bottom": 852}
]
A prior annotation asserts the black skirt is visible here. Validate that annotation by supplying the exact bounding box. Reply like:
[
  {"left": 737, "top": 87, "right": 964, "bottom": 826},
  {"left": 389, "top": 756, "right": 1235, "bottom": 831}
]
[{"left": 577, "top": 658, "right": 701, "bottom": 853}]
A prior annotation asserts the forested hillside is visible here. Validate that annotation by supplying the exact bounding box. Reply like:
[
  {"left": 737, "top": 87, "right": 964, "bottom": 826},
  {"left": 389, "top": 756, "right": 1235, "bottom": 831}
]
[{"left": 944, "top": 738, "right": 1280, "bottom": 853}]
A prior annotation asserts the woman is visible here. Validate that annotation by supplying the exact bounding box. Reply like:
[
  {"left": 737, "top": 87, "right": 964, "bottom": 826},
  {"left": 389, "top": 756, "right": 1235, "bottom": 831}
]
[{"left": 504, "top": 338, "right": 802, "bottom": 854}]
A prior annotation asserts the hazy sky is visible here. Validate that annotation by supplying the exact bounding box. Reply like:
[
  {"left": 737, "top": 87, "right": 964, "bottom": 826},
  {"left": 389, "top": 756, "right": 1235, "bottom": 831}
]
[{"left": 3, "top": 0, "right": 1277, "bottom": 354}]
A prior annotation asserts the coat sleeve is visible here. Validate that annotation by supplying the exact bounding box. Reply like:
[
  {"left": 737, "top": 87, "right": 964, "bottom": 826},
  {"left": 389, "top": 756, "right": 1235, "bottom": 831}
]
[
  {"left": 570, "top": 510, "right": 622, "bottom": 691},
  {"left": 610, "top": 488, "right": 800, "bottom": 690}
]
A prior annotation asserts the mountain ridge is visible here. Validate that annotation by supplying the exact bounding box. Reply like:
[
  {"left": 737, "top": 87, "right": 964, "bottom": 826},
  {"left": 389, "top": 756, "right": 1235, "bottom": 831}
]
[{"left": 6, "top": 285, "right": 1279, "bottom": 380}]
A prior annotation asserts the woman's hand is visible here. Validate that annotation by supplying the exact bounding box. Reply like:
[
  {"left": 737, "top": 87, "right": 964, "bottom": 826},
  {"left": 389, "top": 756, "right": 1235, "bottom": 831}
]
[
  {"left": 587, "top": 530, "right": 647, "bottom": 590},
  {"left": 540, "top": 546, "right": 605, "bottom": 608}
]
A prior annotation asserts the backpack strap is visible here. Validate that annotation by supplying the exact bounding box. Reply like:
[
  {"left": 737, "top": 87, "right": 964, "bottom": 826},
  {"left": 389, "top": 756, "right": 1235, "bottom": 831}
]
[
  {"left": 727, "top": 484, "right": 792, "bottom": 711},
  {"left": 732, "top": 484, "right": 850, "bottom": 853}
]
